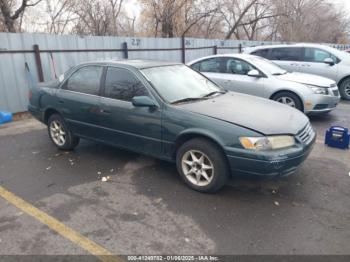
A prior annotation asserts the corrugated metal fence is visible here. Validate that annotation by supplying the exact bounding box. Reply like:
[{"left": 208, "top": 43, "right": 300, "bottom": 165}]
[{"left": 0, "top": 32, "right": 349, "bottom": 113}]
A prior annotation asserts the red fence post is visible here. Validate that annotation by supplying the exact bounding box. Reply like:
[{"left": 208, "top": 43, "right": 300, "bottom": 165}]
[{"left": 33, "top": 44, "right": 44, "bottom": 82}]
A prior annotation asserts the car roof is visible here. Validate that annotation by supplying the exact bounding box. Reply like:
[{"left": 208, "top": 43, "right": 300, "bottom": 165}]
[
  {"left": 245, "top": 43, "right": 334, "bottom": 51},
  {"left": 187, "top": 53, "right": 257, "bottom": 64},
  {"left": 77, "top": 59, "right": 182, "bottom": 70}
]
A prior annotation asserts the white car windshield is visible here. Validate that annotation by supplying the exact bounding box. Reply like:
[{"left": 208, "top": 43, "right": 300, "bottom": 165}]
[
  {"left": 142, "top": 65, "right": 225, "bottom": 104},
  {"left": 248, "top": 56, "right": 288, "bottom": 75}
]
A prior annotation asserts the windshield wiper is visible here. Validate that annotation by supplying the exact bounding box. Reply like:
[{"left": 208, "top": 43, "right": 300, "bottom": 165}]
[
  {"left": 272, "top": 71, "right": 288, "bottom": 76},
  {"left": 171, "top": 97, "right": 205, "bottom": 104},
  {"left": 202, "top": 90, "right": 227, "bottom": 98}
]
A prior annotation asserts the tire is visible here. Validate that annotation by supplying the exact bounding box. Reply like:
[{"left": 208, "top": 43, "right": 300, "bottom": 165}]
[
  {"left": 271, "top": 91, "right": 303, "bottom": 111},
  {"left": 339, "top": 78, "right": 350, "bottom": 100},
  {"left": 176, "top": 138, "right": 229, "bottom": 193},
  {"left": 47, "top": 114, "right": 80, "bottom": 150}
]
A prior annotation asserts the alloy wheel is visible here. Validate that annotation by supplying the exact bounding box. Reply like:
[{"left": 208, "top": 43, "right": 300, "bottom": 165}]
[
  {"left": 181, "top": 150, "right": 214, "bottom": 187},
  {"left": 345, "top": 83, "right": 350, "bottom": 96},
  {"left": 276, "top": 96, "right": 296, "bottom": 107},
  {"left": 49, "top": 120, "right": 66, "bottom": 146}
]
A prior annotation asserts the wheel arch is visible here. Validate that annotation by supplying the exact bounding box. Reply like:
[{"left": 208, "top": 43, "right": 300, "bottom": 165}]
[
  {"left": 44, "top": 108, "right": 61, "bottom": 124},
  {"left": 172, "top": 130, "right": 228, "bottom": 163},
  {"left": 338, "top": 75, "right": 350, "bottom": 87},
  {"left": 269, "top": 89, "right": 304, "bottom": 112}
]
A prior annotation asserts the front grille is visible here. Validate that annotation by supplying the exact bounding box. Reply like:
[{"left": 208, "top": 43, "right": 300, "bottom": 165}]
[{"left": 297, "top": 123, "right": 314, "bottom": 144}]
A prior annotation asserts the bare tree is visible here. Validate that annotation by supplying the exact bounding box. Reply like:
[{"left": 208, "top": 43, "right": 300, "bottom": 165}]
[
  {"left": 71, "top": 0, "right": 124, "bottom": 36},
  {"left": 139, "top": 0, "right": 220, "bottom": 38},
  {"left": 44, "top": 0, "right": 77, "bottom": 34},
  {"left": 0, "top": 0, "right": 42, "bottom": 32},
  {"left": 270, "top": 0, "right": 349, "bottom": 43}
]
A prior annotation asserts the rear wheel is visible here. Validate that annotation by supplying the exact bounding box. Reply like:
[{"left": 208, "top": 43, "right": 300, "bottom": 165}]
[
  {"left": 176, "top": 138, "right": 229, "bottom": 193},
  {"left": 272, "top": 91, "right": 303, "bottom": 111},
  {"left": 339, "top": 78, "right": 350, "bottom": 100},
  {"left": 48, "top": 114, "right": 79, "bottom": 150}
]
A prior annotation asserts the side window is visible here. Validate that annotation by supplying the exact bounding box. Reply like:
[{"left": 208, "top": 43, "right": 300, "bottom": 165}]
[
  {"left": 224, "top": 58, "right": 255, "bottom": 75},
  {"left": 269, "top": 48, "right": 303, "bottom": 61},
  {"left": 304, "top": 48, "right": 338, "bottom": 63},
  {"left": 252, "top": 49, "right": 270, "bottom": 59},
  {"left": 104, "top": 67, "right": 149, "bottom": 102},
  {"left": 65, "top": 66, "right": 103, "bottom": 95},
  {"left": 194, "top": 58, "right": 222, "bottom": 73},
  {"left": 191, "top": 63, "right": 200, "bottom": 71}
]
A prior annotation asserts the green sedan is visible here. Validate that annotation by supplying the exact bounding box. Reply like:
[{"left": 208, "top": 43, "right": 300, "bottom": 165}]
[{"left": 28, "top": 60, "right": 316, "bottom": 193}]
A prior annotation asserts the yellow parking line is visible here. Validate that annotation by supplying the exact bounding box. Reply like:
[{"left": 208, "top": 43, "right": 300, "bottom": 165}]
[{"left": 0, "top": 186, "right": 123, "bottom": 262}]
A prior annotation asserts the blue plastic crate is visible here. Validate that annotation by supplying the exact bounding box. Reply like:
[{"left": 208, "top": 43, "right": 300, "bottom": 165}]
[
  {"left": 325, "top": 126, "right": 350, "bottom": 149},
  {"left": 0, "top": 111, "right": 12, "bottom": 124}
]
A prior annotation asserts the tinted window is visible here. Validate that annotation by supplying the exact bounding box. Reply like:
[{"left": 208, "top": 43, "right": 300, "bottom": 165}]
[
  {"left": 304, "top": 48, "right": 337, "bottom": 63},
  {"left": 269, "top": 48, "right": 303, "bottom": 61},
  {"left": 223, "top": 58, "right": 255, "bottom": 75},
  {"left": 251, "top": 49, "right": 270, "bottom": 59},
  {"left": 104, "top": 67, "right": 148, "bottom": 101},
  {"left": 65, "top": 66, "right": 102, "bottom": 95},
  {"left": 193, "top": 58, "right": 221, "bottom": 73}
]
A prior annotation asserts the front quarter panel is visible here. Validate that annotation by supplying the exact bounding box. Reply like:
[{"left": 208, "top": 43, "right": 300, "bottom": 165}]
[{"left": 161, "top": 104, "right": 261, "bottom": 160}]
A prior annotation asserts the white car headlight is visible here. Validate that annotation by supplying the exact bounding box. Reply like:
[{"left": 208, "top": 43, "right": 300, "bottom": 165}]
[
  {"left": 239, "top": 136, "right": 295, "bottom": 151},
  {"left": 306, "top": 85, "right": 329, "bottom": 95}
]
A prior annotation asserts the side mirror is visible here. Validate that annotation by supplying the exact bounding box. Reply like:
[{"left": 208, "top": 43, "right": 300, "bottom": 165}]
[
  {"left": 132, "top": 96, "right": 157, "bottom": 108},
  {"left": 324, "top": 58, "right": 335, "bottom": 66},
  {"left": 247, "top": 69, "right": 261, "bottom": 77}
]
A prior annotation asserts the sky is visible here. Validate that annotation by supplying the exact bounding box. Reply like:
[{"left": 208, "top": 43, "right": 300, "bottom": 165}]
[
  {"left": 333, "top": 0, "right": 350, "bottom": 15},
  {"left": 125, "top": 0, "right": 350, "bottom": 18}
]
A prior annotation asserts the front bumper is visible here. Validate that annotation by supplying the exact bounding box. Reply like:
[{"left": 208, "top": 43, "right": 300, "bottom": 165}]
[
  {"left": 304, "top": 90, "right": 341, "bottom": 114},
  {"left": 225, "top": 129, "right": 316, "bottom": 178}
]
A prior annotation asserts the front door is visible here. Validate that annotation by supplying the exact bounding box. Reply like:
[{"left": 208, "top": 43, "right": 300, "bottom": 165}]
[
  {"left": 215, "top": 57, "right": 267, "bottom": 97},
  {"left": 299, "top": 47, "right": 339, "bottom": 80},
  {"left": 99, "top": 67, "right": 162, "bottom": 157}
]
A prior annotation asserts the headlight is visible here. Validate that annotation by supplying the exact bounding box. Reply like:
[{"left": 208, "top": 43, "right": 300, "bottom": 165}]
[
  {"left": 306, "top": 85, "right": 329, "bottom": 95},
  {"left": 239, "top": 136, "right": 295, "bottom": 151}
]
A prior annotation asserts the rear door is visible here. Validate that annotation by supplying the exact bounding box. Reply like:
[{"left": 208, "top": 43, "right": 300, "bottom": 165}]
[
  {"left": 268, "top": 47, "right": 304, "bottom": 73},
  {"left": 58, "top": 65, "right": 103, "bottom": 139},
  {"left": 190, "top": 57, "right": 224, "bottom": 86},
  {"left": 98, "top": 66, "right": 162, "bottom": 157}
]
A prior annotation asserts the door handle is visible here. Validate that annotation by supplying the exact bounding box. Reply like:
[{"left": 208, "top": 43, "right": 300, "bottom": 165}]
[{"left": 58, "top": 100, "right": 64, "bottom": 104}]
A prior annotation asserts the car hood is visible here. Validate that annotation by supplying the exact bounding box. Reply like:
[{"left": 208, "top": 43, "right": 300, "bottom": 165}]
[
  {"left": 176, "top": 92, "right": 309, "bottom": 135},
  {"left": 275, "top": 72, "right": 335, "bottom": 87}
]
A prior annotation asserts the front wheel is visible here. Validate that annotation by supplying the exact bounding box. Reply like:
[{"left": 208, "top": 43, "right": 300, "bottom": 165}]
[
  {"left": 48, "top": 114, "right": 80, "bottom": 150},
  {"left": 339, "top": 78, "right": 350, "bottom": 100},
  {"left": 271, "top": 91, "right": 303, "bottom": 111},
  {"left": 176, "top": 138, "right": 229, "bottom": 193}
]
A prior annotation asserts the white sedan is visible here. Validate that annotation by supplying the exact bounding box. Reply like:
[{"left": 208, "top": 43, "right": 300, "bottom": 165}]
[{"left": 187, "top": 54, "right": 340, "bottom": 114}]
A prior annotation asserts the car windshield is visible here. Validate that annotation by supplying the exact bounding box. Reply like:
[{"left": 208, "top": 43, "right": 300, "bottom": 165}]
[
  {"left": 142, "top": 65, "right": 224, "bottom": 103},
  {"left": 248, "top": 56, "right": 288, "bottom": 75}
]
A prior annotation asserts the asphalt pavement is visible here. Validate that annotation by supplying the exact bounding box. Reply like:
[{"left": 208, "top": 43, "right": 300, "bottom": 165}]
[{"left": 0, "top": 101, "right": 349, "bottom": 257}]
